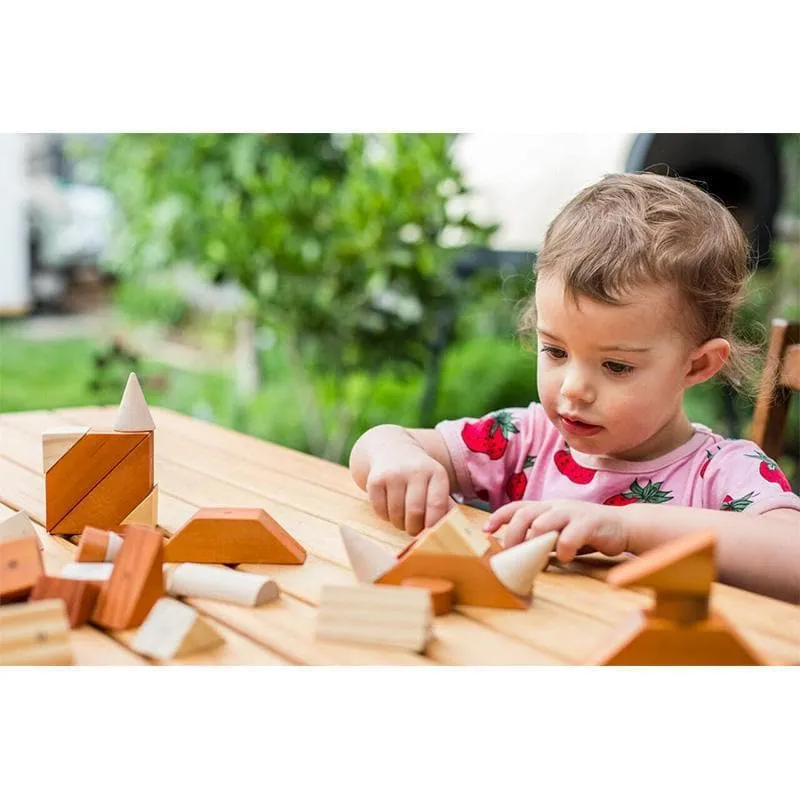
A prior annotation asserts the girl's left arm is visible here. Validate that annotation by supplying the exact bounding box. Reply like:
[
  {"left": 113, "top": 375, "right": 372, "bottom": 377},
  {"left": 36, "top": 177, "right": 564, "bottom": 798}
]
[{"left": 623, "top": 504, "right": 800, "bottom": 604}]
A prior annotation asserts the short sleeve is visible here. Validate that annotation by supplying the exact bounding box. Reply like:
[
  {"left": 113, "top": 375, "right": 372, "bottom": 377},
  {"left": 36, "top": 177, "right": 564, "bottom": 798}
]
[
  {"left": 699, "top": 440, "right": 800, "bottom": 514},
  {"left": 435, "top": 403, "right": 545, "bottom": 508}
]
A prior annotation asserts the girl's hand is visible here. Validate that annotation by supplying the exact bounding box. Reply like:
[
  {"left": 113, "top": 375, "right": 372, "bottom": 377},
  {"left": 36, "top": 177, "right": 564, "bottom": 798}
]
[{"left": 482, "top": 499, "right": 630, "bottom": 561}]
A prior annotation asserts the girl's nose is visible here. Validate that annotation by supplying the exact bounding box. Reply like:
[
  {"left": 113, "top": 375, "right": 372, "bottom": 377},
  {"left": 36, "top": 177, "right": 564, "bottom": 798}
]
[{"left": 560, "top": 368, "right": 595, "bottom": 404}]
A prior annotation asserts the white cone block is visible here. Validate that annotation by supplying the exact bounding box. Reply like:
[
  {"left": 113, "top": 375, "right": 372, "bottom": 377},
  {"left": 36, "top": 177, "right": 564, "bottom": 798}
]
[
  {"left": 165, "top": 563, "right": 279, "bottom": 607},
  {"left": 114, "top": 372, "right": 155, "bottom": 432},
  {"left": 339, "top": 524, "right": 396, "bottom": 583},
  {"left": 489, "top": 531, "right": 559, "bottom": 596}
]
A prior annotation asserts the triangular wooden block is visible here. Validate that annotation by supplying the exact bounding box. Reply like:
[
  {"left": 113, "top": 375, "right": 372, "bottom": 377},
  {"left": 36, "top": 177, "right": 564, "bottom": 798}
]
[
  {"left": 131, "top": 597, "right": 224, "bottom": 660},
  {"left": 122, "top": 485, "right": 159, "bottom": 527},
  {"left": 377, "top": 551, "right": 529, "bottom": 609},
  {"left": 92, "top": 526, "right": 164, "bottom": 630},
  {"left": 339, "top": 525, "right": 396, "bottom": 582},
  {"left": 0, "top": 538, "right": 44, "bottom": 604},
  {"left": 410, "top": 506, "right": 491, "bottom": 557},
  {"left": 163, "top": 508, "right": 307, "bottom": 565},
  {"left": 42, "top": 426, "right": 90, "bottom": 472},
  {"left": 489, "top": 531, "right": 558, "bottom": 596},
  {"left": 0, "top": 599, "right": 74, "bottom": 666},
  {"left": 45, "top": 431, "right": 148, "bottom": 531},
  {"left": 50, "top": 435, "right": 154, "bottom": 534},
  {"left": 608, "top": 529, "right": 716, "bottom": 595},
  {"left": 0, "top": 511, "right": 40, "bottom": 548},
  {"left": 114, "top": 372, "right": 155, "bottom": 432}
]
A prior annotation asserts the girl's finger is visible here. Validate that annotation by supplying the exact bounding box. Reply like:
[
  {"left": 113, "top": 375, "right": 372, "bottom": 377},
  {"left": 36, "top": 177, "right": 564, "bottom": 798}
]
[
  {"left": 368, "top": 481, "right": 389, "bottom": 522},
  {"left": 483, "top": 501, "right": 543, "bottom": 532},
  {"left": 385, "top": 483, "right": 407, "bottom": 531},
  {"left": 530, "top": 509, "right": 570, "bottom": 537},
  {"left": 555, "top": 519, "right": 594, "bottom": 562},
  {"left": 404, "top": 476, "right": 429, "bottom": 535},
  {"left": 425, "top": 469, "right": 453, "bottom": 530},
  {"left": 501, "top": 508, "right": 540, "bottom": 548}
]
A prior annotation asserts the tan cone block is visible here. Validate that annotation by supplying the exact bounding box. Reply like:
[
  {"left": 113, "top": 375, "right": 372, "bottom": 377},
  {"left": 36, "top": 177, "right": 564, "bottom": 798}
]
[
  {"left": 339, "top": 524, "right": 396, "bottom": 583},
  {"left": 489, "top": 531, "right": 558, "bottom": 596}
]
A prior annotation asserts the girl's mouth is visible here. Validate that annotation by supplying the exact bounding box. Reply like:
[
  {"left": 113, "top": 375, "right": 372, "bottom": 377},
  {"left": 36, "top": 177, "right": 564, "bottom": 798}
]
[{"left": 559, "top": 415, "right": 603, "bottom": 436}]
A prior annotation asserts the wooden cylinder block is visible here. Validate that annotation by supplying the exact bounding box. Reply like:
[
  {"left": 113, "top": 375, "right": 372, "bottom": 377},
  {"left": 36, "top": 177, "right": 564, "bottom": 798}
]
[
  {"left": 400, "top": 577, "right": 455, "bottom": 616},
  {"left": 164, "top": 564, "right": 279, "bottom": 607},
  {"left": 76, "top": 527, "right": 123, "bottom": 563},
  {"left": 60, "top": 562, "right": 114, "bottom": 590}
]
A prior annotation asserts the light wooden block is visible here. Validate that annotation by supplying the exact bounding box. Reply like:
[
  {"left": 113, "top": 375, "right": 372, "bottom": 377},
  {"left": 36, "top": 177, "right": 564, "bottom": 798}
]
[
  {"left": 131, "top": 597, "right": 224, "bottom": 660},
  {"left": 0, "top": 511, "right": 41, "bottom": 550},
  {"left": 42, "top": 426, "right": 90, "bottom": 472},
  {"left": 316, "top": 584, "right": 433, "bottom": 652},
  {"left": 29, "top": 575, "right": 100, "bottom": 628},
  {"left": 76, "top": 526, "right": 124, "bottom": 562},
  {"left": 60, "top": 561, "right": 114, "bottom": 588},
  {"left": 92, "top": 526, "right": 164, "bottom": 630},
  {"left": 45, "top": 430, "right": 148, "bottom": 531},
  {"left": 339, "top": 524, "right": 396, "bottom": 582},
  {"left": 122, "top": 485, "right": 158, "bottom": 527},
  {"left": 410, "top": 506, "right": 491, "bottom": 557},
  {"left": 50, "top": 434, "right": 154, "bottom": 535},
  {"left": 0, "top": 599, "right": 74, "bottom": 665},
  {"left": 114, "top": 372, "right": 156, "bottom": 432},
  {"left": 489, "top": 532, "right": 557, "bottom": 596},
  {"left": 163, "top": 508, "right": 307, "bottom": 565},
  {"left": 0, "top": 537, "right": 45, "bottom": 604},
  {"left": 165, "top": 563, "right": 279, "bottom": 607}
]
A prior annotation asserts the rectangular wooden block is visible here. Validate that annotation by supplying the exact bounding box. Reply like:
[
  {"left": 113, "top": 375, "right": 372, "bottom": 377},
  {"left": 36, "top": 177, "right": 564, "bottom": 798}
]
[
  {"left": 316, "top": 584, "right": 433, "bottom": 653},
  {"left": 0, "top": 538, "right": 45, "bottom": 604},
  {"left": 50, "top": 434, "right": 155, "bottom": 535},
  {"left": 92, "top": 526, "right": 164, "bottom": 631},
  {"left": 30, "top": 575, "right": 100, "bottom": 628},
  {"left": 0, "top": 598, "right": 74, "bottom": 666}
]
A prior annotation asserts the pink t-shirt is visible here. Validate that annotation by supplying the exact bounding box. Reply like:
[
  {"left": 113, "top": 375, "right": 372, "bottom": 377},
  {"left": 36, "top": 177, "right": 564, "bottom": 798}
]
[{"left": 436, "top": 402, "right": 800, "bottom": 515}]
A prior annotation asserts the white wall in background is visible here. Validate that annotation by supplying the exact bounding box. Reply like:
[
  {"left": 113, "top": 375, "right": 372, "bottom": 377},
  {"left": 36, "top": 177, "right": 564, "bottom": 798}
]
[{"left": 0, "top": 133, "right": 30, "bottom": 314}]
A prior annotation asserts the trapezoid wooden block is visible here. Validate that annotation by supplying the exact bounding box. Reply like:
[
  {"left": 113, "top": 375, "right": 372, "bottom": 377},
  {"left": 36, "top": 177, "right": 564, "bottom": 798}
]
[
  {"left": 92, "top": 526, "right": 164, "bottom": 630},
  {"left": 131, "top": 597, "right": 224, "bottom": 660},
  {"left": 30, "top": 576, "right": 100, "bottom": 628},
  {"left": 45, "top": 430, "right": 155, "bottom": 535},
  {"left": 163, "top": 508, "right": 307, "bottom": 565},
  {"left": 0, "top": 598, "right": 74, "bottom": 666},
  {"left": 316, "top": 584, "right": 433, "bottom": 653},
  {"left": 0, "top": 537, "right": 45, "bottom": 604}
]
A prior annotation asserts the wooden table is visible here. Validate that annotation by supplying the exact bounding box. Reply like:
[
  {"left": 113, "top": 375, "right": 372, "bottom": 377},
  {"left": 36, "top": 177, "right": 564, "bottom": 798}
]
[{"left": 1, "top": 406, "right": 799, "bottom": 666}]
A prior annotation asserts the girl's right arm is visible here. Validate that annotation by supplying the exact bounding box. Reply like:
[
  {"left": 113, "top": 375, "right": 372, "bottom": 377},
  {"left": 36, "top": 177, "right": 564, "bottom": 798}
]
[{"left": 349, "top": 424, "right": 458, "bottom": 535}]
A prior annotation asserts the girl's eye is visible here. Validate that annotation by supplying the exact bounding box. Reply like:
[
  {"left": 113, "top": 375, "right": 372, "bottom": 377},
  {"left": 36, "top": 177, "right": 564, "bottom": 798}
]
[
  {"left": 604, "top": 361, "right": 633, "bottom": 375},
  {"left": 540, "top": 346, "right": 566, "bottom": 359}
]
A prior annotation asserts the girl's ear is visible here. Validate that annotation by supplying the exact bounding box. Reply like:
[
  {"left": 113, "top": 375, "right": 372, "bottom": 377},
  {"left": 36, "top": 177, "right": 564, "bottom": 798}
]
[{"left": 684, "top": 338, "right": 731, "bottom": 388}]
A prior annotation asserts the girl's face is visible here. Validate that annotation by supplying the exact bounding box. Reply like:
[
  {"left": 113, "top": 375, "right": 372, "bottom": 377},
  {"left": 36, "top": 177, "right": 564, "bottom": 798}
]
[{"left": 534, "top": 275, "right": 701, "bottom": 461}]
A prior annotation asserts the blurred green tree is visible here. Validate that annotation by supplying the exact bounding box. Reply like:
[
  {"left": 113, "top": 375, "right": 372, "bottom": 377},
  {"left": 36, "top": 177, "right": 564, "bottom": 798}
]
[{"left": 103, "top": 134, "right": 497, "bottom": 460}]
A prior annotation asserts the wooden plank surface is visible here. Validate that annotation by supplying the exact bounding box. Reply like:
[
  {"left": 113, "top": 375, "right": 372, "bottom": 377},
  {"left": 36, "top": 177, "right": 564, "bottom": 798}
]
[{"left": 1, "top": 406, "right": 798, "bottom": 666}]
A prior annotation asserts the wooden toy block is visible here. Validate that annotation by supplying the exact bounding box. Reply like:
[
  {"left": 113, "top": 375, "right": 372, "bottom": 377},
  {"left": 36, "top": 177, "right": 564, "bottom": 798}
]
[
  {"left": 0, "top": 599, "right": 74, "bottom": 666},
  {"left": 163, "top": 508, "right": 307, "bottom": 565},
  {"left": 400, "top": 577, "right": 455, "bottom": 616},
  {"left": 114, "top": 372, "right": 156, "bottom": 432},
  {"left": 0, "top": 511, "right": 41, "bottom": 549},
  {"left": 316, "top": 584, "right": 433, "bottom": 652},
  {"left": 164, "top": 563, "right": 280, "bottom": 607},
  {"left": 60, "top": 562, "right": 114, "bottom": 589},
  {"left": 131, "top": 597, "right": 224, "bottom": 660},
  {"left": 339, "top": 524, "right": 396, "bottom": 582},
  {"left": 594, "top": 530, "right": 767, "bottom": 665},
  {"left": 0, "top": 537, "right": 45, "bottom": 604},
  {"left": 76, "top": 527, "right": 124, "bottom": 563},
  {"left": 409, "top": 506, "right": 492, "bottom": 557},
  {"left": 121, "top": 485, "right": 159, "bottom": 527},
  {"left": 378, "top": 552, "right": 529, "bottom": 609},
  {"left": 92, "top": 526, "right": 164, "bottom": 630},
  {"left": 45, "top": 430, "right": 148, "bottom": 531},
  {"left": 489, "top": 531, "right": 558, "bottom": 596},
  {"left": 42, "top": 426, "right": 90, "bottom": 472},
  {"left": 50, "top": 433, "right": 154, "bottom": 535},
  {"left": 29, "top": 576, "right": 100, "bottom": 628}
]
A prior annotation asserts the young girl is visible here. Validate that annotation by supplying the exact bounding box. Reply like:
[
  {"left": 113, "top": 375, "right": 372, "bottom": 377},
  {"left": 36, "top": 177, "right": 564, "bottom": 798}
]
[{"left": 349, "top": 173, "right": 800, "bottom": 604}]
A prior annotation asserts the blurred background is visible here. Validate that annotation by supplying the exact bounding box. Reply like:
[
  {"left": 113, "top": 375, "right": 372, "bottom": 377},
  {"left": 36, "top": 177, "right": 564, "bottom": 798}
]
[{"left": 0, "top": 133, "right": 798, "bottom": 478}]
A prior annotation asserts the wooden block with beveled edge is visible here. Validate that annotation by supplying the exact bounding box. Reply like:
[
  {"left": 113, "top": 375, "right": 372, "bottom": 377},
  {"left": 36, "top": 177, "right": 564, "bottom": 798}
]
[
  {"left": 0, "top": 538, "right": 45, "bottom": 604},
  {"left": 0, "top": 598, "right": 74, "bottom": 666},
  {"left": 29, "top": 575, "right": 100, "bottom": 628},
  {"left": 92, "top": 525, "right": 164, "bottom": 630},
  {"left": 45, "top": 430, "right": 148, "bottom": 531},
  {"left": 316, "top": 584, "right": 433, "bottom": 652},
  {"left": 50, "top": 434, "right": 154, "bottom": 535},
  {"left": 163, "top": 508, "right": 306, "bottom": 565}
]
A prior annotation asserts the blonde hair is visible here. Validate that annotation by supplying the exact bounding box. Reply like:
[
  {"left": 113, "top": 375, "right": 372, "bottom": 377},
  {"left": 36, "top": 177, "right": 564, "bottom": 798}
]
[{"left": 519, "top": 172, "right": 761, "bottom": 393}]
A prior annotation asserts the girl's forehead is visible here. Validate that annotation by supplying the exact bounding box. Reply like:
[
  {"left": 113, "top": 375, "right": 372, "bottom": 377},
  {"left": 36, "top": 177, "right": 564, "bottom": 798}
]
[{"left": 535, "top": 276, "right": 684, "bottom": 344}]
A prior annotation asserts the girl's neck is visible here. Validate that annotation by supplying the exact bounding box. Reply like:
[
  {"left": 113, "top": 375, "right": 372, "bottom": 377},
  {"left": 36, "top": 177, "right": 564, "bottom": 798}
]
[{"left": 606, "top": 410, "right": 696, "bottom": 463}]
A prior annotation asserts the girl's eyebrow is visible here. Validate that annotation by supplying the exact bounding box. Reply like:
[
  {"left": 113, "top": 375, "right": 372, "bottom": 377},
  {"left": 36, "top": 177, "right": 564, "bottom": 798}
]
[{"left": 537, "top": 327, "right": 650, "bottom": 353}]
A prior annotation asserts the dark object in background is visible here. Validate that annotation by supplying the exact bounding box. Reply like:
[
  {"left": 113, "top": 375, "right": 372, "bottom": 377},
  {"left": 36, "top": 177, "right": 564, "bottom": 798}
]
[{"left": 626, "top": 133, "right": 783, "bottom": 270}]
